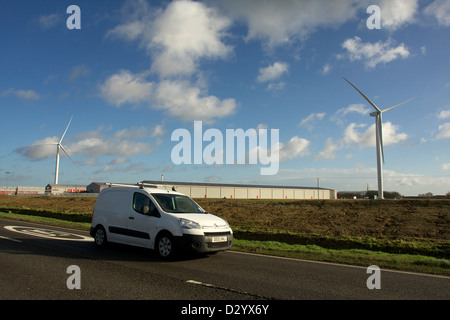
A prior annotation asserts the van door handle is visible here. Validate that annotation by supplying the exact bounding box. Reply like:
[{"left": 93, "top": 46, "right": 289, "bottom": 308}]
[{"left": 129, "top": 216, "right": 135, "bottom": 220}]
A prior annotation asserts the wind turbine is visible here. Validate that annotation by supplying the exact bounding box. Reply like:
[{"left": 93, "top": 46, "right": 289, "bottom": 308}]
[
  {"left": 51, "top": 116, "right": 74, "bottom": 185},
  {"left": 343, "top": 77, "right": 412, "bottom": 199}
]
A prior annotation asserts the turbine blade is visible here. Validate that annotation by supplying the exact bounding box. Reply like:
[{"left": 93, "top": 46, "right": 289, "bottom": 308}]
[
  {"left": 381, "top": 98, "right": 415, "bottom": 113},
  {"left": 378, "top": 115, "right": 384, "bottom": 164},
  {"left": 59, "top": 116, "right": 73, "bottom": 143},
  {"left": 343, "top": 77, "right": 381, "bottom": 113},
  {"left": 59, "top": 144, "right": 75, "bottom": 163}
]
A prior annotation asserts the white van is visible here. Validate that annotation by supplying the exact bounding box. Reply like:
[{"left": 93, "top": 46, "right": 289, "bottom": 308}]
[{"left": 90, "top": 184, "right": 233, "bottom": 258}]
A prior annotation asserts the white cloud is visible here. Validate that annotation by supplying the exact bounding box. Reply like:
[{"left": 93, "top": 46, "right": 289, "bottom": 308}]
[
  {"left": 154, "top": 80, "right": 236, "bottom": 123},
  {"left": 316, "top": 138, "right": 338, "bottom": 160},
  {"left": 67, "top": 128, "right": 155, "bottom": 159},
  {"left": 99, "top": 70, "right": 153, "bottom": 107},
  {"left": 273, "top": 166, "right": 450, "bottom": 196},
  {"left": 217, "top": 0, "right": 420, "bottom": 47},
  {"left": 321, "top": 64, "right": 332, "bottom": 75},
  {"left": 314, "top": 120, "right": 408, "bottom": 162},
  {"left": 336, "top": 104, "right": 370, "bottom": 116},
  {"left": 442, "top": 163, "right": 450, "bottom": 171},
  {"left": 15, "top": 136, "right": 59, "bottom": 160},
  {"left": 436, "top": 122, "right": 450, "bottom": 139},
  {"left": 219, "top": 0, "right": 360, "bottom": 48},
  {"left": 433, "top": 108, "right": 450, "bottom": 139},
  {"left": 103, "top": 1, "right": 237, "bottom": 123},
  {"left": 107, "top": 21, "right": 145, "bottom": 42},
  {"left": 257, "top": 124, "right": 268, "bottom": 130},
  {"left": 331, "top": 104, "right": 370, "bottom": 125},
  {"left": 95, "top": 159, "right": 151, "bottom": 175},
  {"left": 150, "top": 0, "right": 232, "bottom": 77},
  {"left": 108, "top": 0, "right": 232, "bottom": 78},
  {"left": 256, "top": 61, "right": 289, "bottom": 83},
  {"left": 150, "top": 124, "right": 166, "bottom": 138},
  {"left": 279, "top": 136, "right": 310, "bottom": 161},
  {"left": 15, "top": 126, "right": 157, "bottom": 161},
  {"left": 425, "top": 0, "right": 450, "bottom": 26},
  {"left": 298, "top": 112, "right": 326, "bottom": 130},
  {"left": 1, "top": 88, "right": 41, "bottom": 100},
  {"left": 69, "top": 65, "right": 90, "bottom": 81},
  {"left": 438, "top": 109, "right": 450, "bottom": 120},
  {"left": 266, "top": 82, "right": 286, "bottom": 91},
  {"left": 343, "top": 122, "right": 408, "bottom": 147},
  {"left": 343, "top": 123, "right": 370, "bottom": 146},
  {"left": 38, "top": 13, "right": 61, "bottom": 29},
  {"left": 377, "top": 0, "right": 418, "bottom": 30},
  {"left": 340, "top": 36, "right": 410, "bottom": 69},
  {"left": 99, "top": 70, "right": 236, "bottom": 123}
]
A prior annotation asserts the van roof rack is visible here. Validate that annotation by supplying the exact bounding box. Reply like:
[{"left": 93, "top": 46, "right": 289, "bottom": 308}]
[
  {"left": 106, "top": 182, "right": 158, "bottom": 189},
  {"left": 136, "top": 182, "right": 158, "bottom": 189}
]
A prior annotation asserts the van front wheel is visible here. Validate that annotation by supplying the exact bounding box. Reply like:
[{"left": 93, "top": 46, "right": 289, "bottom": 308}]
[{"left": 156, "top": 233, "right": 175, "bottom": 259}]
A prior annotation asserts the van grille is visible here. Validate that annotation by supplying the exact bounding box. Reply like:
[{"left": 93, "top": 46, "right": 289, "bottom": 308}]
[{"left": 204, "top": 231, "right": 231, "bottom": 237}]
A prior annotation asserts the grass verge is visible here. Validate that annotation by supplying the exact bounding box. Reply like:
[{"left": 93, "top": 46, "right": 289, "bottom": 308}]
[
  {"left": 232, "top": 239, "right": 450, "bottom": 276},
  {"left": 1, "top": 209, "right": 449, "bottom": 276}
]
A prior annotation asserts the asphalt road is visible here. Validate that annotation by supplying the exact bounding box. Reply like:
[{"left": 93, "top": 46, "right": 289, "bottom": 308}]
[{"left": 1, "top": 218, "right": 449, "bottom": 304}]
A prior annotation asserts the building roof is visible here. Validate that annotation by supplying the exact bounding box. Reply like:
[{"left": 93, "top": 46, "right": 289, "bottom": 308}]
[
  {"left": 141, "top": 180, "right": 334, "bottom": 191},
  {"left": 46, "top": 184, "right": 87, "bottom": 187}
]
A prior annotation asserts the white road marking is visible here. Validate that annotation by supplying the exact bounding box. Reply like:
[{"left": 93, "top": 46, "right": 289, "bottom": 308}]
[
  {"left": 228, "top": 250, "right": 450, "bottom": 279},
  {"left": 0, "top": 235, "right": 22, "bottom": 242},
  {"left": 4, "top": 226, "right": 92, "bottom": 241},
  {"left": 186, "top": 279, "right": 273, "bottom": 299}
]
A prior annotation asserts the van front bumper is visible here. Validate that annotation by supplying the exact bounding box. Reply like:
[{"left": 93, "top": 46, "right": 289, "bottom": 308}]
[{"left": 176, "top": 232, "right": 233, "bottom": 253}]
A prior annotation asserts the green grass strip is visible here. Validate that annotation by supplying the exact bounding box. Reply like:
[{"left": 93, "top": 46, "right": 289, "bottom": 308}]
[{"left": 232, "top": 239, "right": 450, "bottom": 276}]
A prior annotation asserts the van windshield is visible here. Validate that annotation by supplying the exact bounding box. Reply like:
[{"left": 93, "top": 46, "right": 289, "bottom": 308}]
[{"left": 151, "top": 193, "right": 205, "bottom": 214}]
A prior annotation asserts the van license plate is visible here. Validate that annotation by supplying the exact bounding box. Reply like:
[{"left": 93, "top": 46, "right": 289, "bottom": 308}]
[{"left": 211, "top": 236, "right": 227, "bottom": 243}]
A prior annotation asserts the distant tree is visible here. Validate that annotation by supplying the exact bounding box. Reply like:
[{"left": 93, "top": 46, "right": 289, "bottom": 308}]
[
  {"left": 337, "top": 190, "right": 401, "bottom": 199},
  {"left": 418, "top": 192, "right": 434, "bottom": 198},
  {"left": 384, "top": 191, "right": 401, "bottom": 199}
]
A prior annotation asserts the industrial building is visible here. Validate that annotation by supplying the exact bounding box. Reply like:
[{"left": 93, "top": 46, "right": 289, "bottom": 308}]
[
  {"left": 2, "top": 181, "right": 337, "bottom": 199},
  {"left": 45, "top": 184, "right": 87, "bottom": 195},
  {"left": 86, "top": 182, "right": 112, "bottom": 193},
  {"left": 0, "top": 186, "right": 46, "bottom": 195},
  {"left": 139, "top": 180, "right": 337, "bottom": 200}
]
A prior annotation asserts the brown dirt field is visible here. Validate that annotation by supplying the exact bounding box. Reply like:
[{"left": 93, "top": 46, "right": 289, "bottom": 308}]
[{"left": 1, "top": 195, "right": 449, "bottom": 242}]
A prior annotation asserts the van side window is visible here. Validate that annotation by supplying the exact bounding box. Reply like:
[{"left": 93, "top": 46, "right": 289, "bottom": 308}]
[{"left": 133, "top": 192, "right": 158, "bottom": 216}]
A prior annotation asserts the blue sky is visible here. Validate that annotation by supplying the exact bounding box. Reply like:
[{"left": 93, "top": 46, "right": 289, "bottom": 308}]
[{"left": 1, "top": 0, "right": 449, "bottom": 196}]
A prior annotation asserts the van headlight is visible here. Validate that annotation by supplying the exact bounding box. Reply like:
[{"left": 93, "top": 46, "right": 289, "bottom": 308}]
[{"left": 178, "top": 218, "right": 201, "bottom": 229}]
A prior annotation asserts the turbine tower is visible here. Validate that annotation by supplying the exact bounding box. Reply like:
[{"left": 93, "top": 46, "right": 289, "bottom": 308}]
[
  {"left": 343, "top": 78, "right": 411, "bottom": 199},
  {"left": 52, "top": 116, "right": 74, "bottom": 185}
]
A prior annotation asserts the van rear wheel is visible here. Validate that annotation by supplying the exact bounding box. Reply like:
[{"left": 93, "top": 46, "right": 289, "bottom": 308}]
[
  {"left": 156, "top": 233, "right": 175, "bottom": 259},
  {"left": 94, "top": 226, "right": 107, "bottom": 247}
]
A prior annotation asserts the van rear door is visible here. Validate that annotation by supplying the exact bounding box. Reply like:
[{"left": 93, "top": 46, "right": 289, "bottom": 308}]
[{"left": 98, "top": 189, "right": 133, "bottom": 243}]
